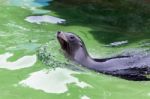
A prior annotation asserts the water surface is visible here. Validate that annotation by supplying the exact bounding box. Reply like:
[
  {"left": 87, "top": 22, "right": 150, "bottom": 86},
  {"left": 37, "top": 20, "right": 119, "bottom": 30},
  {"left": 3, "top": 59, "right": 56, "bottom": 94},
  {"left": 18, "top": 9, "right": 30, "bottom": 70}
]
[{"left": 0, "top": 0, "right": 150, "bottom": 99}]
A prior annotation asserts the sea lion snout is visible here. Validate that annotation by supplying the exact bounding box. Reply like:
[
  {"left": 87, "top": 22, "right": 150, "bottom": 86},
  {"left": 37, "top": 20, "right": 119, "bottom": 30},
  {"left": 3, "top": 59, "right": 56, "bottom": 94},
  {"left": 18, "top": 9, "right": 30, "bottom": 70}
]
[
  {"left": 57, "top": 31, "right": 61, "bottom": 35},
  {"left": 57, "top": 31, "right": 62, "bottom": 37},
  {"left": 57, "top": 31, "right": 68, "bottom": 41}
]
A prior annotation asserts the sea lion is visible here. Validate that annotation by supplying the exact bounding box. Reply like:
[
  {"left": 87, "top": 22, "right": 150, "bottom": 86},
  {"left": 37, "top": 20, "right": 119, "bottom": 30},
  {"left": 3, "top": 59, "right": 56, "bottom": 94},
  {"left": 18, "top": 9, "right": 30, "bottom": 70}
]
[{"left": 57, "top": 31, "right": 150, "bottom": 81}]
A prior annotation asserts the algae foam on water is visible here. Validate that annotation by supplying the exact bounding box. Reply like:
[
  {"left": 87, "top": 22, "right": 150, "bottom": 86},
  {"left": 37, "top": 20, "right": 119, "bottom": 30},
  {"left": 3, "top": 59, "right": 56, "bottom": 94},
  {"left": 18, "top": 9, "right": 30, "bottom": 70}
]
[{"left": 37, "top": 41, "right": 85, "bottom": 72}]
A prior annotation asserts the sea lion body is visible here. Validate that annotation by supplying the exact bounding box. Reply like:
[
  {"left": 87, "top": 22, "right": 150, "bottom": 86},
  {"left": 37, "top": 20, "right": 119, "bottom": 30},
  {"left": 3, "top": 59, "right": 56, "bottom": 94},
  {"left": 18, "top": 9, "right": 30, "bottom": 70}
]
[{"left": 57, "top": 31, "right": 150, "bottom": 81}]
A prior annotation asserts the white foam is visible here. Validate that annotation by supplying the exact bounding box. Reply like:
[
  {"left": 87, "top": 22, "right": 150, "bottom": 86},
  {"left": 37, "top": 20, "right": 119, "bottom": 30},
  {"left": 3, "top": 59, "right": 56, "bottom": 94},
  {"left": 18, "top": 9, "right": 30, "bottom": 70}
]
[
  {"left": 19, "top": 68, "right": 91, "bottom": 94},
  {"left": 81, "top": 95, "right": 90, "bottom": 99},
  {"left": 106, "top": 40, "right": 128, "bottom": 47},
  {"left": 25, "top": 15, "right": 66, "bottom": 24},
  {"left": 0, "top": 52, "right": 37, "bottom": 70}
]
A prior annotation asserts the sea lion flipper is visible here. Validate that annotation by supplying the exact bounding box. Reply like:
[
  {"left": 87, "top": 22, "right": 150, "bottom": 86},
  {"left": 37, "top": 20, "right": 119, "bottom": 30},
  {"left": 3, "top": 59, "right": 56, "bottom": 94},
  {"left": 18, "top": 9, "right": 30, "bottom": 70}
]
[
  {"left": 93, "top": 55, "right": 130, "bottom": 62},
  {"left": 111, "top": 67, "right": 150, "bottom": 81},
  {"left": 118, "top": 74, "right": 150, "bottom": 81}
]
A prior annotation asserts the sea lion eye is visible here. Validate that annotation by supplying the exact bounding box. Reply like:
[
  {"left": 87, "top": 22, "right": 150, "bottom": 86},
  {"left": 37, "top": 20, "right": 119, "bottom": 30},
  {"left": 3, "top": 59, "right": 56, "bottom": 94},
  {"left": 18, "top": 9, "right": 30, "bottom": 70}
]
[{"left": 70, "top": 36, "right": 75, "bottom": 39}]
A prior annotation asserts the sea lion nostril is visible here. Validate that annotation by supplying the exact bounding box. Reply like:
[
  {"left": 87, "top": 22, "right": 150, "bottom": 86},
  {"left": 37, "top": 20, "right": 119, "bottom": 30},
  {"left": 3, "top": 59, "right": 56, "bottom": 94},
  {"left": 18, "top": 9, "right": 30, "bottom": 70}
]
[{"left": 57, "top": 31, "right": 61, "bottom": 35}]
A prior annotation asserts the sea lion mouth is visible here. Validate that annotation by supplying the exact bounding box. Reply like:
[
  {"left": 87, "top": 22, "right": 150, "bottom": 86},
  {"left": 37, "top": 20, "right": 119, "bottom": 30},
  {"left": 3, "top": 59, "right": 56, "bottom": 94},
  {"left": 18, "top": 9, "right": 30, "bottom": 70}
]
[
  {"left": 57, "top": 32, "right": 70, "bottom": 51},
  {"left": 57, "top": 37, "right": 69, "bottom": 50}
]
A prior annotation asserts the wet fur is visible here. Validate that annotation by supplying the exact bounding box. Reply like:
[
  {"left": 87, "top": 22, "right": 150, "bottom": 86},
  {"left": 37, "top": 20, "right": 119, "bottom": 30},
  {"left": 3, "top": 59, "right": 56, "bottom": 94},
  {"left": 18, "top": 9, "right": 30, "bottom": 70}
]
[{"left": 57, "top": 32, "right": 150, "bottom": 81}]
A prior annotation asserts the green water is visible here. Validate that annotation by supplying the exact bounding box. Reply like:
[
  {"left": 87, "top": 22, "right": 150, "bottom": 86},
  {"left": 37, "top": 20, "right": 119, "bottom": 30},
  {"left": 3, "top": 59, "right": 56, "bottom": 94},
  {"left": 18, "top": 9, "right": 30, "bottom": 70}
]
[{"left": 0, "top": 0, "right": 150, "bottom": 99}]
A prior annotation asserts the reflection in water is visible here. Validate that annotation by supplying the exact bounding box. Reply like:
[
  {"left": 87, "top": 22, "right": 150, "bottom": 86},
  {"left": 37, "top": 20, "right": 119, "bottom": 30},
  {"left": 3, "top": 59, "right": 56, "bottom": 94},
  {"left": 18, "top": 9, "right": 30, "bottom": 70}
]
[
  {"left": 139, "top": 40, "right": 150, "bottom": 47},
  {"left": 0, "top": 52, "right": 37, "bottom": 70},
  {"left": 25, "top": 15, "right": 66, "bottom": 24},
  {"left": 81, "top": 95, "right": 90, "bottom": 99},
  {"left": 19, "top": 68, "right": 91, "bottom": 93},
  {"left": 105, "top": 40, "right": 128, "bottom": 47},
  {"left": 9, "top": 0, "right": 52, "bottom": 14},
  {"left": 4, "top": 23, "right": 29, "bottom": 31},
  {"left": 6, "top": 43, "right": 41, "bottom": 52}
]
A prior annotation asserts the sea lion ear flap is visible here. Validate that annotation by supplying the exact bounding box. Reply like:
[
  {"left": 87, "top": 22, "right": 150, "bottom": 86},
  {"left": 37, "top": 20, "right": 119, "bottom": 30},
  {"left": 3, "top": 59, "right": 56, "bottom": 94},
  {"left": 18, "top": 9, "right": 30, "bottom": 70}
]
[{"left": 79, "top": 42, "right": 83, "bottom": 47}]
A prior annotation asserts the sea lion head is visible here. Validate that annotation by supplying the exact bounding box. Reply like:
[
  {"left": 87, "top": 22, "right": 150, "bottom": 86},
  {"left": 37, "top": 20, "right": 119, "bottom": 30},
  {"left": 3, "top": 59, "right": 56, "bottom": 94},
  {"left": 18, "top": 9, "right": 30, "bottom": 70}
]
[{"left": 57, "top": 31, "right": 89, "bottom": 61}]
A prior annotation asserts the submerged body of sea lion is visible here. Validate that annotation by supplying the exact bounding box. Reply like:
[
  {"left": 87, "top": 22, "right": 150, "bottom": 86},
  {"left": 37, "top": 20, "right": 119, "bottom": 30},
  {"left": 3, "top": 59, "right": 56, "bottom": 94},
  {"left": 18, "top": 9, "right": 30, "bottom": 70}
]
[{"left": 57, "top": 31, "right": 150, "bottom": 81}]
